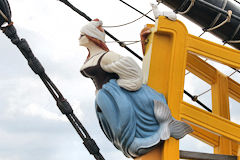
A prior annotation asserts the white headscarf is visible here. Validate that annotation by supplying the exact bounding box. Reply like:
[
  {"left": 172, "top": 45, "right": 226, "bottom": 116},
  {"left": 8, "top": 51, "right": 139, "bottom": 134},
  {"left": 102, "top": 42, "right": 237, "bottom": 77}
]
[{"left": 80, "top": 20, "right": 105, "bottom": 42}]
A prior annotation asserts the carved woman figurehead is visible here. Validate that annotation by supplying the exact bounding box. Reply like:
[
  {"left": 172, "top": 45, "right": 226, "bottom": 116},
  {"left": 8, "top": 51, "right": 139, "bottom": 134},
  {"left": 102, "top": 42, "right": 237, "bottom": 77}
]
[{"left": 79, "top": 18, "right": 193, "bottom": 158}]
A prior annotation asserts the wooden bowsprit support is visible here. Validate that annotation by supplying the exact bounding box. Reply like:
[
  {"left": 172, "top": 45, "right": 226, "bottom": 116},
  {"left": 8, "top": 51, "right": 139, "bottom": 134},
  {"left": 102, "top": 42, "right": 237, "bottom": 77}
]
[
  {"left": 136, "top": 16, "right": 240, "bottom": 160},
  {"left": 180, "top": 150, "right": 237, "bottom": 160}
]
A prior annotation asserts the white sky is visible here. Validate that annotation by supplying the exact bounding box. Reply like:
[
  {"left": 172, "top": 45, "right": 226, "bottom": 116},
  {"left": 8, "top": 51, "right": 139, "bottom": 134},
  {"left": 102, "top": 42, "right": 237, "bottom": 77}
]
[{"left": 0, "top": 0, "right": 240, "bottom": 160}]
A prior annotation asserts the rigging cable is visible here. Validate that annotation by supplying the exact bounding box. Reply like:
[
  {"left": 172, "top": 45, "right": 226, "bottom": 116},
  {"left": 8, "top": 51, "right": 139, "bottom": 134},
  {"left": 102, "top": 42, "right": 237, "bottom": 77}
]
[
  {"left": 233, "top": 0, "right": 240, "bottom": 4},
  {"left": 1, "top": 25, "right": 105, "bottom": 160},
  {"left": 118, "top": 0, "right": 155, "bottom": 21},
  {"left": 102, "top": 9, "right": 152, "bottom": 28},
  {"left": 0, "top": 4, "right": 104, "bottom": 159},
  {"left": 58, "top": 0, "right": 142, "bottom": 61}
]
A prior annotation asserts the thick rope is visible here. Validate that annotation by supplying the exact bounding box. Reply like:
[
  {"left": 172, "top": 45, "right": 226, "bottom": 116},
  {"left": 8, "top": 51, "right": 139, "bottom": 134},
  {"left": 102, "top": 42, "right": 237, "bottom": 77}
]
[
  {"left": 206, "top": 10, "right": 232, "bottom": 32},
  {"left": 178, "top": 0, "right": 195, "bottom": 15},
  {"left": 226, "top": 40, "right": 240, "bottom": 43},
  {"left": 208, "top": 0, "right": 228, "bottom": 29},
  {"left": 2, "top": 24, "right": 105, "bottom": 160},
  {"left": 0, "top": 9, "right": 8, "bottom": 22}
]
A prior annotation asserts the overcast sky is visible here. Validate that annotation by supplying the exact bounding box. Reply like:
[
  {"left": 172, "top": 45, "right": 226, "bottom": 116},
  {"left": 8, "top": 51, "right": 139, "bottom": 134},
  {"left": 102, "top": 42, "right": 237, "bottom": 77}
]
[{"left": 0, "top": 0, "right": 240, "bottom": 160}]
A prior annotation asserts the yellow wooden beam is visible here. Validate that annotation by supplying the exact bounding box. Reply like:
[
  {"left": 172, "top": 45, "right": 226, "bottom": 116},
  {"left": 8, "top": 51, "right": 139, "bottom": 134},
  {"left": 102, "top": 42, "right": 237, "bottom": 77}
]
[
  {"left": 214, "top": 137, "right": 232, "bottom": 155},
  {"left": 228, "top": 78, "right": 240, "bottom": 103},
  {"left": 135, "top": 146, "right": 162, "bottom": 160},
  {"left": 211, "top": 71, "right": 232, "bottom": 155},
  {"left": 139, "top": 17, "right": 240, "bottom": 160},
  {"left": 140, "top": 16, "right": 189, "bottom": 160},
  {"left": 212, "top": 71, "right": 230, "bottom": 119},
  {"left": 237, "top": 144, "right": 240, "bottom": 160},
  {"left": 184, "top": 121, "right": 219, "bottom": 147},
  {"left": 186, "top": 53, "right": 240, "bottom": 154},
  {"left": 180, "top": 101, "right": 240, "bottom": 142},
  {"left": 186, "top": 53, "right": 217, "bottom": 84},
  {"left": 186, "top": 53, "right": 240, "bottom": 103},
  {"left": 187, "top": 35, "right": 240, "bottom": 69}
]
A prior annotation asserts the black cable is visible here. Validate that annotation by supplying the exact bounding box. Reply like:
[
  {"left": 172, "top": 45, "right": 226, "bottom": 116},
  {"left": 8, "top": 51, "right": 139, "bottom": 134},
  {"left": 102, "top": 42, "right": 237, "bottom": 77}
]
[
  {"left": 184, "top": 90, "right": 212, "bottom": 112},
  {"left": 39, "top": 74, "right": 59, "bottom": 101},
  {"left": 231, "top": 67, "right": 240, "bottom": 74},
  {"left": 58, "top": 0, "right": 91, "bottom": 21},
  {"left": 233, "top": 0, "right": 240, "bottom": 5},
  {"left": 58, "top": 0, "right": 143, "bottom": 61},
  {"left": 67, "top": 114, "right": 86, "bottom": 139},
  {"left": 43, "top": 73, "right": 64, "bottom": 98},
  {"left": 118, "top": 0, "right": 155, "bottom": 22},
  {"left": 1, "top": 24, "right": 105, "bottom": 160},
  {"left": 72, "top": 113, "right": 90, "bottom": 138}
]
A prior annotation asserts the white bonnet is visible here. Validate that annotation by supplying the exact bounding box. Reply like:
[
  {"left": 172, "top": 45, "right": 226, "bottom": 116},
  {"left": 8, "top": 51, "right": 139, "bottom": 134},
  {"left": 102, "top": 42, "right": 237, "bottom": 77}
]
[{"left": 80, "top": 19, "right": 105, "bottom": 42}]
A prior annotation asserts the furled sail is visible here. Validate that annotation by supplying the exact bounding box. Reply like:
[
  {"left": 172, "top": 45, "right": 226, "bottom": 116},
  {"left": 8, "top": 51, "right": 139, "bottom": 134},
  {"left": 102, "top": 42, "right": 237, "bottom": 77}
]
[{"left": 160, "top": 0, "right": 240, "bottom": 50}]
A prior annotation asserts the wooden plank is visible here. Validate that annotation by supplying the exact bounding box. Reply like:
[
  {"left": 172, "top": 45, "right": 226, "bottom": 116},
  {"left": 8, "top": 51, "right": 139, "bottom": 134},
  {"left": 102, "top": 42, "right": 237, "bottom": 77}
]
[
  {"left": 186, "top": 53, "right": 216, "bottom": 84},
  {"left": 180, "top": 150, "right": 237, "bottom": 160},
  {"left": 228, "top": 78, "right": 240, "bottom": 103},
  {"left": 187, "top": 35, "right": 240, "bottom": 69},
  {"left": 184, "top": 121, "right": 219, "bottom": 147},
  {"left": 140, "top": 16, "right": 189, "bottom": 160},
  {"left": 180, "top": 102, "right": 240, "bottom": 142}
]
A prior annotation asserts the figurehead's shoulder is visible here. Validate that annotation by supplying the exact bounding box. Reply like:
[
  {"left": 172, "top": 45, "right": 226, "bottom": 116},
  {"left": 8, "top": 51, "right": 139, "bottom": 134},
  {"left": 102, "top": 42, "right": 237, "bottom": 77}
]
[{"left": 101, "top": 51, "right": 122, "bottom": 66}]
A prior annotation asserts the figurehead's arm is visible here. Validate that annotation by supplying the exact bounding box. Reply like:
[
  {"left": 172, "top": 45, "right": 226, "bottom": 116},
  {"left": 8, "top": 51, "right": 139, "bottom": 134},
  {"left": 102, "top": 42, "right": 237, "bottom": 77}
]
[{"left": 101, "top": 51, "right": 143, "bottom": 91}]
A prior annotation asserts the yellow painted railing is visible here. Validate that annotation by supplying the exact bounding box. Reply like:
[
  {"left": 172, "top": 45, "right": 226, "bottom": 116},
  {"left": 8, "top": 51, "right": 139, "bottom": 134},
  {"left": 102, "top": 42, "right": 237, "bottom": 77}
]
[{"left": 136, "top": 16, "right": 240, "bottom": 160}]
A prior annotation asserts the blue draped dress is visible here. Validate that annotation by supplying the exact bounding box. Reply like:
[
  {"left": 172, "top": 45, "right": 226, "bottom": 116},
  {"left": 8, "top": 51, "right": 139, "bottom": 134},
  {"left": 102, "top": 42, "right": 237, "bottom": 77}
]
[{"left": 81, "top": 53, "right": 193, "bottom": 158}]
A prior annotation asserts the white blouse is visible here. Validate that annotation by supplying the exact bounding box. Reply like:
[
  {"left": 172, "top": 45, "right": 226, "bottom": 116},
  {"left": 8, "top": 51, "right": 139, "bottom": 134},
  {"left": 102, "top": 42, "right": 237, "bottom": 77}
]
[{"left": 101, "top": 53, "right": 143, "bottom": 91}]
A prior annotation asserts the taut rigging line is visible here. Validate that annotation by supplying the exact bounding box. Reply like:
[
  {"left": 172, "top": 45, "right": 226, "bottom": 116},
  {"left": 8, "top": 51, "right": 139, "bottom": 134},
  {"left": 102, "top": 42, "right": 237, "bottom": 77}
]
[
  {"left": 58, "top": 0, "right": 143, "bottom": 61},
  {"left": 0, "top": 0, "right": 104, "bottom": 159}
]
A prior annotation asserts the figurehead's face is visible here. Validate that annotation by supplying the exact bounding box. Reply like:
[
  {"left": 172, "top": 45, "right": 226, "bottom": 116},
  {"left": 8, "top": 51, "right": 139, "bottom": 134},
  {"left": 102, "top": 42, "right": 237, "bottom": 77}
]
[
  {"left": 79, "top": 34, "right": 89, "bottom": 47},
  {"left": 79, "top": 19, "right": 109, "bottom": 52}
]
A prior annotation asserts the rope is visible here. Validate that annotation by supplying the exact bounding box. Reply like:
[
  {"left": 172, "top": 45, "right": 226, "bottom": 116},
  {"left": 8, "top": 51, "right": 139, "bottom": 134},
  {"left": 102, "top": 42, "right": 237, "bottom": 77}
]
[
  {"left": 224, "top": 24, "right": 240, "bottom": 44},
  {"left": 225, "top": 40, "right": 240, "bottom": 43},
  {"left": 178, "top": 0, "right": 195, "bottom": 15},
  {"left": 197, "top": 88, "right": 211, "bottom": 97},
  {"left": 58, "top": 0, "right": 142, "bottom": 61},
  {"left": 194, "top": 68, "right": 237, "bottom": 100},
  {"left": 231, "top": 67, "right": 240, "bottom": 74},
  {"left": 2, "top": 24, "right": 105, "bottom": 160},
  {"left": 228, "top": 70, "right": 237, "bottom": 77},
  {"left": 200, "top": 9, "right": 232, "bottom": 37},
  {"left": 102, "top": 10, "right": 152, "bottom": 28},
  {"left": 0, "top": 9, "right": 8, "bottom": 22},
  {"left": 206, "top": 10, "right": 232, "bottom": 32},
  {"left": 203, "top": 0, "right": 227, "bottom": 32},
  {"left": 233, "top": 0, "right": 240, "bottom": 4},
  {"left": 174, "top": 0, "right": 189, "bottom": 13},
  {"left": 184, "top": 90, "right": 212, "bottom": 112},
  {"left": 198, "top": 31, "right": 206, "bottom": 37},
  {"left": 105, "top": 40, "right": 141, "bottom": 46},
  {"left": 118, "top": 0, "right": 155, "bottom": 22}
]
